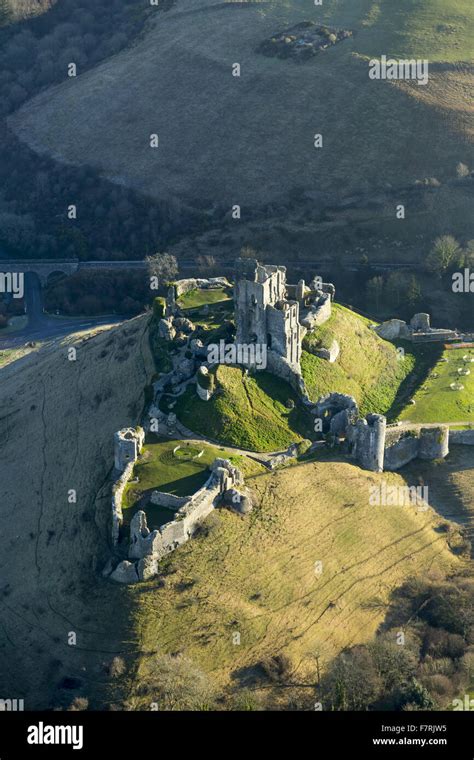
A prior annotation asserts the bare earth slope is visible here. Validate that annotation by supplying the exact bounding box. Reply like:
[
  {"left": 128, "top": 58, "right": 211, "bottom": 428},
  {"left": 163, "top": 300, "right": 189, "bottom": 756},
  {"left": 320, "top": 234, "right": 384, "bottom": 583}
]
[
  {"left": 0, "top": 315, "right": 154, "bottom": 709},
  {"left": 8, "top": 0, "right": 474, "bottom": 206}
]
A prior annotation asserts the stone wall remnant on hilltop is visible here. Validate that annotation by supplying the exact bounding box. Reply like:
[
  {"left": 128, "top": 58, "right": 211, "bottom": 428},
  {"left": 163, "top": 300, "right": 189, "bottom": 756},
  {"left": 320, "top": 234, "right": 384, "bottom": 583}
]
[
  {"left": 109, "top": 444, "right": 249, "bottom": 583},
  {"left": 375, "top": 313, "right": 459, "bottom": 343},
  {"left": 346, "top": 414, "right": 387, "bottom": 473},
  {"left": 112, "top": 427, "right": 145, "bottom": 545},
  {"left": 383, "top": 425, "right": 450, "bottom": 471},
  {"left": 166, "top": 276, "right": 230, "bottom": 315}
]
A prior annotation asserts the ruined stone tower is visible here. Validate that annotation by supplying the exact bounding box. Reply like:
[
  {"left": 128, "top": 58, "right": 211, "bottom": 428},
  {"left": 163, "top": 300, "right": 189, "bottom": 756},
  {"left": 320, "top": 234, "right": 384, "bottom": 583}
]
[
  {"left": 234, "top": 258, "right": 302, "bottom": 369},
  {"left": 346, "top": 414, "right": 387, "bottom": 473},
  {"left": 114, "top": 427, "right": 145, "bottom": 472}
]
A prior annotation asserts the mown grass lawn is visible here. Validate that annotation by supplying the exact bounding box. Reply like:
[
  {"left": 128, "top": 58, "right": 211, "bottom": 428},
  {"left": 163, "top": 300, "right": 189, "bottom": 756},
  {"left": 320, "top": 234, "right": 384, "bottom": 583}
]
[{"left": 398, "top": 348, "right": 474, "bottom": 424}]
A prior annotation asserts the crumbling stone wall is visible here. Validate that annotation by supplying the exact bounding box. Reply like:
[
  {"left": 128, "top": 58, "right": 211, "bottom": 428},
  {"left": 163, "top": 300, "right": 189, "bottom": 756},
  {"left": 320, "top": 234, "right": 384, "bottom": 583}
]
[
  {"left": 234, "top": 258, "right": 303, "bottom": 372},
  {"left": 111, "top": 462, "right": 134, "bottom": 546},
  {"left": 346, "top": 414, "right": 387, "bottom": 473},
  {"left": 166, "top": 277, "right": 230, "bottom": 314},
  {"left": 383, "top": 426, "right": 450, "bottom": 471},
  {"left": 174, "top": 277, "right": 230, "bottom": 298},
  {"left": 383, "top": 432, "right": 420, "bottom": 471},
  {"left": 150, "top": 491, "right": 189, "bottom": 510},
  {"left": 110, "top": 457, "right": 246, "bottom": 584},
  {"left": 306, "top": 338, "right": 340, "bottom": 363},
  {"left": 111, "top": 426, "right": 145, "bottom": 545},
  {"left": 450, "top": 429, "right": 474, "bottom": 445},
  {"left": 375, "top": 313, "right": 459, "bottom": 343},
  {"left": 234, "top": 258, "right": 336, "bottom": 386}
]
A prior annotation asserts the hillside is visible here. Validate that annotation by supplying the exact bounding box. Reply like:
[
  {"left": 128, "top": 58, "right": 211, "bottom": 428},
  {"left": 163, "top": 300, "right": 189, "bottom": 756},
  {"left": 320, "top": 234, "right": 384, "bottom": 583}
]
[
  {"left": 301, "top": 304, "right": 420, "bottom": 416},
  {"left": 0, "top": 312, "right": 470, "bottom": 711},
  {"left": 1, "top": 0, "right": 55, "bottom": 23},
  {"left": 171, "top": 364, "right": 314, "bottom": 451},
  {"left": 125, "top": 457, "right": 464, "bottom": 709},
  {"left": 9, "top": 0, "right": 474, "bottom": 210},
  {"left": 0, "top": 314, "right": 155, "bottom": 709}
]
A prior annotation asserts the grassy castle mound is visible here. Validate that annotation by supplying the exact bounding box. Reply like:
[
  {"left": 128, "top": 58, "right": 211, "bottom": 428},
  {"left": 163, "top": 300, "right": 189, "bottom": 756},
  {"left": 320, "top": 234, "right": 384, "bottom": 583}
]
[
  {"left": 302, "top": 304, "right": 418, "bottom": 417},
  {"left": 171, "top": 365, "right": 313, "bottom": 453}
]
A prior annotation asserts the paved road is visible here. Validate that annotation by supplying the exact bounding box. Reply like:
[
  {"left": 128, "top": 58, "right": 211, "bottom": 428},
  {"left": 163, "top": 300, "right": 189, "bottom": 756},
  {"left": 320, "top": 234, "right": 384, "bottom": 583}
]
[
  {"left": 0, "top": 272, "right": 124, "bottom": 350},
  {"left": 389, "top": 421, "right": 473, "bottom": 429}
]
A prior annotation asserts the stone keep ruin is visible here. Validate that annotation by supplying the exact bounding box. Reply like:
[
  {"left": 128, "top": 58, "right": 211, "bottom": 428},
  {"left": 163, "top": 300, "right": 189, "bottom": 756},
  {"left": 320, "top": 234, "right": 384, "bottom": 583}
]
[{"left": 234, "top": 258, "right": 335, "bottom": 387}]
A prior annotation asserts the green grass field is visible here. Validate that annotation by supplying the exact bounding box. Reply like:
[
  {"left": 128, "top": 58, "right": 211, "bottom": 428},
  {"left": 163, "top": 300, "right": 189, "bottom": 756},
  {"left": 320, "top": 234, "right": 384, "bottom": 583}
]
[
  {"left": 123, "top": 436, "right": 265, "bottom": 528},
  {"left": 301, "top": 305, "right": 419, "bottom": 417},
  {"left": 270, "top": 0, "right": 474, "bottom": 61},
  {"left": 173, "top": 365, "right": 313, "bottom": 452},
  {"left": 398, "top": 347, "right": 474, "bottom": 424},
  {"left": 357, "top": 0, "right": 474, "bottom": 62},
  {"left": 178, "top": 287, "right": 231, "bottom": 311},
  {"left": 126, "top": 457, "right": 462, "bottom": 709}
]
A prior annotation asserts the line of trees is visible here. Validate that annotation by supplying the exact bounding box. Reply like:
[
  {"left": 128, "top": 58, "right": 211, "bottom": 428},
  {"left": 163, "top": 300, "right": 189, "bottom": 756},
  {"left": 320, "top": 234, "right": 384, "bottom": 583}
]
[{"left": 319, "top": 575, "right": 474, "bottom": 711}]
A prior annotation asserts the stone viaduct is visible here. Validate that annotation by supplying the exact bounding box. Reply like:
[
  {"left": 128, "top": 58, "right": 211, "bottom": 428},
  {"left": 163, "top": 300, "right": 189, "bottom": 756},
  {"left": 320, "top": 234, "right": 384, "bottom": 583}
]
[{"left": 0, "top": 259, "right": 147, "bottom": 286}]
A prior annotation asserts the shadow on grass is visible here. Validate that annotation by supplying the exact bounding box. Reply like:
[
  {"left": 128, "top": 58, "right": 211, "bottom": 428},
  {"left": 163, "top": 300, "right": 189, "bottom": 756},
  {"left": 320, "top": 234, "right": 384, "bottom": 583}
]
[{"left": 386, "top": 341, "right": 443, "bottom": 422}]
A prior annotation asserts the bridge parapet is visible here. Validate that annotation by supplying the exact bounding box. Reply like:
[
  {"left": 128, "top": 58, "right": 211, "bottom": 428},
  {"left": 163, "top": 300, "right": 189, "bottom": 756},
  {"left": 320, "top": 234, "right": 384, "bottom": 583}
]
[{"left": 0, "top": 259, "right": 79, "bottom": 286}]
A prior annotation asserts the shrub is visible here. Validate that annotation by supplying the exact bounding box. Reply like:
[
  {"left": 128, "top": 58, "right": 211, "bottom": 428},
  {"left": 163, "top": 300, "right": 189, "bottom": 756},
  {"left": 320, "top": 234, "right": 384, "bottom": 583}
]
[
  {"left": 396, "top": 678, "right": 435, "bottom": 710},
  {"left": 67, "top": 697, "right": 89, "bottom": 711},
  {"left": 321, "top": 646, "right": 383, "bottom": 710},
  {"left": 153, "top": 297, "right": 166, "bottom": 319},
  {"left": 106, "top": 656, "right": 127, "bottom": 678},
  {"left": 136, "top": 654, "right": 217, "bottom": 710},
  {"left": 423, "top": 628, "right": 467, "bottom": 660},
  {"left": 419, "top": 583, "right": 474, "bottom": 638},
  {"left": 296, "top": 439, "right": 312, "bottom": 457},
  {"left": 260, "top": 653, "right": 293, "bottom": 683}
]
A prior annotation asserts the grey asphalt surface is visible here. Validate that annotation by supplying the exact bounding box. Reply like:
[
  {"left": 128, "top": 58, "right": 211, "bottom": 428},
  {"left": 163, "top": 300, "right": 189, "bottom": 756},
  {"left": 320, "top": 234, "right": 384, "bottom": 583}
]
[{"left": 0, "top": 272, "right": 124, "bottom": 350}]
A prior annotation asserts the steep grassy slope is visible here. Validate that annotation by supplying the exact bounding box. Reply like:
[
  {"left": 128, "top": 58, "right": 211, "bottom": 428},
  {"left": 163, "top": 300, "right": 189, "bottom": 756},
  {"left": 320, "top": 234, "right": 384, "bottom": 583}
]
[
  {"left": 173, "top": 364, "right": 313, "bottom": 451},
  {"left": 301, "top": 304, "right": 418, "bottom": 415},
  {"left": 9, "top": 0, "right": 474, "bottom": 207},
  {"left": 355, "top": 0, "right": 474, "bottom": 61},
  {"left": 126, "top": 458, "right": 463, "bottom": 709},
  {"left": 0, "top": 315, "right": 155, "bottom": 709}
]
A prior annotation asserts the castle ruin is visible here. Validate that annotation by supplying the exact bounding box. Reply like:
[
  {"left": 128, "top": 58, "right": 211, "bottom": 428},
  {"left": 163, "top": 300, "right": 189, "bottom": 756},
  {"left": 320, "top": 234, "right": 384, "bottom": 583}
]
[{"left": 234, "top": 258, "right": 335, "bottom": 384}]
